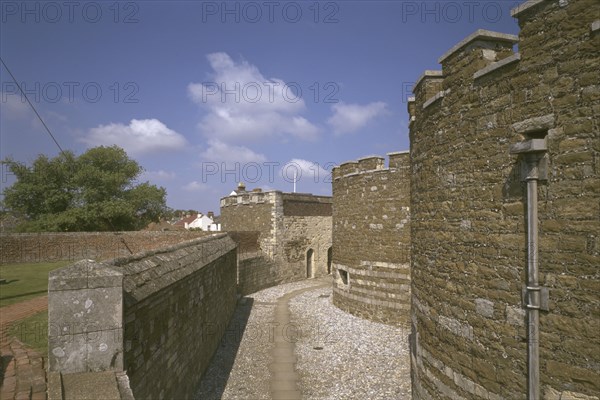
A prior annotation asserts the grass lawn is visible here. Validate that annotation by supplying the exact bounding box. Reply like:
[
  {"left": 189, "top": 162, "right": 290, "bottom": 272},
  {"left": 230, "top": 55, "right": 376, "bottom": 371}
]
[
  {"left": 9, "top": 310, "right": 48, "bottom": 355},
  {"left": 0, "top": 261, "right": 71, "bottom": 307}
]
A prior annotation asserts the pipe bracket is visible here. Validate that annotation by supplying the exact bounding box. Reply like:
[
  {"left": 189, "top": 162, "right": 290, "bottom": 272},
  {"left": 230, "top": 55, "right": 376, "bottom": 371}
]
[
  {"left": 522, "top": 286, "right": 550, "bottom": 311},
  {"left": 520, "top": 153, "right": 549, "bottom": 181}
]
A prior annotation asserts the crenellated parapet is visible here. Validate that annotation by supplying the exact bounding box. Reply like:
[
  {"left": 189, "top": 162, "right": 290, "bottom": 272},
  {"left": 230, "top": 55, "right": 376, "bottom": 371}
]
[
  {"left": 220, "top": 189, "right": 276, "bottom": 208},
  {"left": 409, "top": 0, "right": 600, "bottom": 399},
  {"left": 332, "top": 152, "right": 409, "bottom": 181},
  {"left": 411, "top": 30, "right": 518, "bottom": 120},
  {"left": 220, "top": 188, "right": 332, "bottom": 292},
  {"left": 331, "top": 151, "right": 411, "bottom": 325}
]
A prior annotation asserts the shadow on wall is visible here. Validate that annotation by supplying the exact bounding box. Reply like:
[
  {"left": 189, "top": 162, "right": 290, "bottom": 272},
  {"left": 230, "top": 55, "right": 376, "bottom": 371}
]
[{"left": 195, "top": 297, "right": 255, "bottom": 398}]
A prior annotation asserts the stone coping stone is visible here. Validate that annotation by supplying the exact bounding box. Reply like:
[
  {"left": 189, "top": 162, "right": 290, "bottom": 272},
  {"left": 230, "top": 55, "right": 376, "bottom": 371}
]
[
  {"left": 108, "top": 233, "right": 228, "bottom": 267},
  {"left": 511, "top": 0, "right": 548, "bottom": 17},
  {"left": 413, "top": 70, "right": 443, "bottom": 92},
  {"left": 438, "top": 29, "right": 519, "bottom": 64},
  {"left": 49, "top": 259, "right": 122, "bottom": 291},
  {"left": 387, "top": 151, "right": 409, "bottom": 156}
]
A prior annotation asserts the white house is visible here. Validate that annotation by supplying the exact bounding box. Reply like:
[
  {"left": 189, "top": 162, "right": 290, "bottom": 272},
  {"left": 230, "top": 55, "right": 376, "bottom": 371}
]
[{"left": 174, "top": 212, "right": 220, "bottom": 231}]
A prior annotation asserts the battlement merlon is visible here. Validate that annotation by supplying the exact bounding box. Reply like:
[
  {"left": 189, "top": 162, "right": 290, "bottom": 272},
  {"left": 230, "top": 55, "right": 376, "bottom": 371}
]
[
  {"left": 337, "top": 161, "right": 359, "bottom": 178},
  {"left": 511, "top": 0, "right": 548, "bottom": 18},
  {"left": 437, "top": 30, "right": 519, "bottom": 66},
  {"left": 388, "top": 151, "right": 410, "bottom": 170},
  {"left": 412, "top": 71, "right": 443, "bottom": 106},
  {"left": 357, "top": 155, "right": 385, "bottom": 172}
]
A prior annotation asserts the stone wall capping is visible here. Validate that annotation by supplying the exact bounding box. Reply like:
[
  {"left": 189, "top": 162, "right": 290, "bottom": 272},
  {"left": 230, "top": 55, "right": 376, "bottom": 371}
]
[
  {"left": 387, "top": 151, "right": 410, "bottom": 156},
  {"left": 413, "top": 70, "right": 443, "bottom": 92},
  {"left": 474, "top": 53, "right": 521, "bottom": 80},
  {"left": 339, "top": 160, "right": 359, "bottom": 167},
  {"left": 423, "top": 89, "right": 450, "bottom": 109},
  {"left": 510, "top": 0, "right": 548, "bottom": 18},
  {"left": 357, "top": 155, "right": 385, "bottom": 162},
  {"left": 350, "top": 168, "right": 391, "bottom": 177},
  {"left": 108, "top": 233, "right": 229, "bottom": 267},
  {"left": 49, "top": 259, "right": 122, "bottom": 291},
  {"left": 437, "top": 29, "right": 519, "bottom": 64},
  {"left": 407, "top": 96, "right": 415, "bottom": 102}
]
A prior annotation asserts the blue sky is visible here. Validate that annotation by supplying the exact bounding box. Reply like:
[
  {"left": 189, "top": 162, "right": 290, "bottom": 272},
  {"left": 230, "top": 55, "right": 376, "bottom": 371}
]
[{"left": 1, "top": 1, "right": 521, "bottom": 214}]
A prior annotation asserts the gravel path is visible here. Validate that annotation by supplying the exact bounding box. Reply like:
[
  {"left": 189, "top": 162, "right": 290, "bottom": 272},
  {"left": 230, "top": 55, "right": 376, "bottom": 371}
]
[
  {"left": 290, "top": 283, "right": 411, "bottom": 400},
  {"left": 195, "top": 278, "right": 411, "bottom": 399}
]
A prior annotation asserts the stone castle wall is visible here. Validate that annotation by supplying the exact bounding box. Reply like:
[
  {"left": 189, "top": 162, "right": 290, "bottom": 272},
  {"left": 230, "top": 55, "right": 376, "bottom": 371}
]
[
  {"left": 331, "top": 153, "right": 411, "bottom": 325},
  {"left": 409, "top": 0, "right": 599, "bottom": 398},
  {"left": 0, "top": 231, "right": 210, "bottom": 264},
  {"left": 221, "top": 190, "right": 332, "bottom": 294},
  {"left": 48, "top": 234, "right": 237, "bottom": 400}
]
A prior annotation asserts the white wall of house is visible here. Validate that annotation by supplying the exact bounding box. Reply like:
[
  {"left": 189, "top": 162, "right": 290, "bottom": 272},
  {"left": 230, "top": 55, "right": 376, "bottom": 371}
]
[{"left": 187, "top": 214, "right": 219, "bottom": 231}]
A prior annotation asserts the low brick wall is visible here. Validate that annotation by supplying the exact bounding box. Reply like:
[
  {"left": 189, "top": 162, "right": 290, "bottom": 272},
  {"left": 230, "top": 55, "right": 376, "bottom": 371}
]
[
  {"left": 48, "top": 234, "right": 237, "bottom": 399},
  {"left": 0, "top": 231, "right": 210, "bottom": 265}
]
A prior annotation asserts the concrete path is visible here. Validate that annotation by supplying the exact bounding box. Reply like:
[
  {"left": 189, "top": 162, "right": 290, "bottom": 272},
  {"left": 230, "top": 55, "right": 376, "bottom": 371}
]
[
  {"left": 0, "top": 296, "right": 49, "bottom": 400},
  {"left": 269, "top": 283, "right": 329, "bottom": 400}
]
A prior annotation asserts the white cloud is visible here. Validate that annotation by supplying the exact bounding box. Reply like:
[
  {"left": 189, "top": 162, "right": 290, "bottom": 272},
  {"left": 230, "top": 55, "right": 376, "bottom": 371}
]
[
  {"left": 188, "top": 52, "right": 319, "bottom": 142},
  {"left": 200, "top": 139, "right": 266, "bottom": 164},
  {"left": 83, "top": 119, "right": 187, "bottom": 155},
  {"left": 1, "top": 92, "right": 30, "bottom": 119},
  {"left": 183, "top": 181, "right": 209, "bottom": 192},
  {"left": 327, "top": 101, "right": 388, "bottom": 135},
  {"left": 280, "top": 158, "right": 329, "bottom": 183},
  {"left": 141, "top": 169, "right": 177, "bottom": 181}
]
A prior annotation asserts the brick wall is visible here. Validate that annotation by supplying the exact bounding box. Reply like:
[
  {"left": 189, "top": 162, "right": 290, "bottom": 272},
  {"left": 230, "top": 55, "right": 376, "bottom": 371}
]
[
  {"left": 331, "top": 153, "right": 411, "bottom": 325},
  {"left": 0, "top": 231, "right": 209, "bottom": 264},
  {"left": 409, "top": 1, "right": 599, "bottom": 398},
  {"left": 48, "top": 234, "right": 237, "bottom": 399}
]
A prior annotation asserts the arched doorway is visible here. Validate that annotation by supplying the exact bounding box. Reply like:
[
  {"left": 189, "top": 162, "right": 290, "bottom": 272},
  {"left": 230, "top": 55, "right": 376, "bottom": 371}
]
[
  {"left": 306, "top": 248, "right": 314, "bottom": 278},
  {"left": 327, "top": 247, "right": 332, "bottom": 274}
]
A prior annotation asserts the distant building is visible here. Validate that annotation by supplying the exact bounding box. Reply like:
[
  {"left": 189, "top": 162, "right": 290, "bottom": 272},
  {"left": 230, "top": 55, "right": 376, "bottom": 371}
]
[{"left": 174, "top": 212, "right": 220, "bottom": 231}]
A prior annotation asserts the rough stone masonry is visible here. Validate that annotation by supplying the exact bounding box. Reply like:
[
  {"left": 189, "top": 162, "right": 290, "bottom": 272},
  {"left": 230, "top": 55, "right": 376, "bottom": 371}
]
[{"left": 408, "top": 0, "right": 599, "bottom": 398}]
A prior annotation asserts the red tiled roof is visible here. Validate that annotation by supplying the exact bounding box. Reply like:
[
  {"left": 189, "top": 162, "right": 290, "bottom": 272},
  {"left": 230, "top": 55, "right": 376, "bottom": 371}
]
[{"left": 174, "top": 214, "right": 198, "bottom": 226}]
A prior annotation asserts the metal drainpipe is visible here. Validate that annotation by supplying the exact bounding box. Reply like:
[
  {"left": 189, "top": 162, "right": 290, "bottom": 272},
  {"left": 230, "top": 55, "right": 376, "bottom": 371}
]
[{"left": 509, "top": 138, "right": 549, "bottom": 400}]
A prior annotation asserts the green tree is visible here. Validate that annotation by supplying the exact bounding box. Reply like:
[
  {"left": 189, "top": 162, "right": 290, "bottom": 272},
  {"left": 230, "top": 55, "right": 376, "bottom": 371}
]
[{"left": 2, "top": 146, "right": 168, "bottom": 232}]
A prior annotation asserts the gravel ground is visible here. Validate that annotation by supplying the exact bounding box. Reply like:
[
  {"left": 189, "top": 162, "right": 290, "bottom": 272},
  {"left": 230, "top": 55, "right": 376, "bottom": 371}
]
[
  {"left": 195, "top": 279, "right": 411, "bottom": 399},
  {"left": 290, "top": 283, "right": 411, "bottom": 400},
  {"left": 194, "top": 296, "right": 275, "bottom": 400}
]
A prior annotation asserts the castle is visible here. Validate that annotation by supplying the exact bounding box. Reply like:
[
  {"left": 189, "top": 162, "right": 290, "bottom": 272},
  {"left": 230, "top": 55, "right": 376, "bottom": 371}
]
[
  {"left": 41, "top": 0, "right": 598, "bottom": 398},
  {"left": 331, "top": 0, "right": 599, "bottom": 398}
]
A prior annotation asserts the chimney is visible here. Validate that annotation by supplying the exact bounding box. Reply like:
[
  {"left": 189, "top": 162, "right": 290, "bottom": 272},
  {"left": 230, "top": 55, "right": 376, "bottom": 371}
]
[
  {"left": 237, "top": 182, "right": 246, "bottom": 192},
  {"left": 208, "top": 211, "right": 215, "bottom": 219}
]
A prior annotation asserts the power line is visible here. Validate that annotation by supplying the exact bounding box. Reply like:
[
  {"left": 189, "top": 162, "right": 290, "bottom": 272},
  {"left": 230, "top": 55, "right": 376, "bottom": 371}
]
[{"left": 0, "top": 57, "right": 69, "bottom": 158}]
